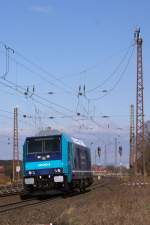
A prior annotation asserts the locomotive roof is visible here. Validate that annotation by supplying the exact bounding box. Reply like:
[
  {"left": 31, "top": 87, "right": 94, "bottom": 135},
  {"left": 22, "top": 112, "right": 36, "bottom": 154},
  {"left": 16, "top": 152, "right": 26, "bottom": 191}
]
[
  {"left": 71, "top": 137, "right": 87, "bottom": 147},
  {"left": 25, "top": 133, "right": 87, "bottom": 147}
]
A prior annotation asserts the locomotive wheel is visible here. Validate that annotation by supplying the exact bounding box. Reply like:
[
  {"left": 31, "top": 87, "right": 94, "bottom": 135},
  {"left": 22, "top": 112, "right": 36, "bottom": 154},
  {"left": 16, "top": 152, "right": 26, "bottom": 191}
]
[
  {"left": 79, "top": 180, "right": 86, "bottom": 193},
  {"left": 63, "top": 176, "right": 72, "bottom": 194},
  {"left": 20, "top": 193, "right": 30, "bottom": 200}
]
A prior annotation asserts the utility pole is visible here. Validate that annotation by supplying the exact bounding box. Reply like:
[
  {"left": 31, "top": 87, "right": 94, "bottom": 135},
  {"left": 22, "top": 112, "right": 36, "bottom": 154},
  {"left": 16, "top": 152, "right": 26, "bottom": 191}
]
[
  {"left": 129, "top": 104, "right": 136, "bottom": 171},
  {"left": 2, "top": 45, "right": 14, "bottom": 79},
  {"left": 134, "top": 28, "right": 146, "bottom": 176},
  {"left": 114, "top": 138, "right": 118, "bottom": 167},
  {"left": 13, "top": 107, "right": 20, "bottom": 183}
]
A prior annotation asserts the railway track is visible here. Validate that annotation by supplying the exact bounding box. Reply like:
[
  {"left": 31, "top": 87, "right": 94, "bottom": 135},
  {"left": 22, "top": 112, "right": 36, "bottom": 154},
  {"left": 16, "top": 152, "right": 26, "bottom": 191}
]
[
  {"left": 0, "top": 191, "right": 21, "bottom": 197},
  {"left": 0, "top": 194, "right": 61, "bottom": 214},
  {"left": 0, "top": 176, "right": 116, "bottom": 198},
  {"left": 0, "top": 184, "right": 23, "bottom": 197},
  {"left": 0, "top": 177, "right": 115, "bottom": 214}
]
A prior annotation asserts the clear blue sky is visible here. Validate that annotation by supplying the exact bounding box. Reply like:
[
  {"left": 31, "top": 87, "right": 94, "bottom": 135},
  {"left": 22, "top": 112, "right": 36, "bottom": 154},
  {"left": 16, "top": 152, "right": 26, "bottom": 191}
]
[{"left": 0, "top": 0, "right": 150, "bottom": 165}]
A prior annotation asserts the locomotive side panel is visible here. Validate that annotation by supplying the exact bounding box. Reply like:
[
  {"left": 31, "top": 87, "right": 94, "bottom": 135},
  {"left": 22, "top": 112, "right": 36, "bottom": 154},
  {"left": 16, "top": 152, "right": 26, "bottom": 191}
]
[{"left": 71, "top": 143, "right": 93, "bottom": 189}]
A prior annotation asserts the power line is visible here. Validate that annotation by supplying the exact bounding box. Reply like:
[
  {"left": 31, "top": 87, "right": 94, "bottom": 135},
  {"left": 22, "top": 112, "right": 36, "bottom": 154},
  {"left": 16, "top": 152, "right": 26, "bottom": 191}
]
[
  {"left": 0, "top": 77, "right": 75, "bottom": 115},
  {"left": 0, "top": 85, "right": 68, "bottom": 124},
  {"left": 0, "top": 114, "right": 35, "bottom": 127},
  {"left": 0, "top": 41, "right": 77, "bottom": 96},
  {"left": 0, "top": 81, "right": 69, "bottom": 118},
  {"left": 58, "top": 43, "right": 135, "bottom": 80},
  {"left": 0, "top": 79, "right": 86, "bottom": 130},
  {"left": 0, "top": 79, "right": 82, "bottom": 130},
  {"left": 89, "top": 46, "right": 134, "bottom": 101},
  {"left": 86, "top": 44, "right": 134, "bottom": 94}
]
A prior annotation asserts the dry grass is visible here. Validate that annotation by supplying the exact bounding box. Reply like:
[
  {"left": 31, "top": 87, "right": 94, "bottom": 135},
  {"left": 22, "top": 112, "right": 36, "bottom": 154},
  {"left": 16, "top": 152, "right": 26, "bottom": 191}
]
[
  {"left": 55, "top": 179, "right": 150, "bottom": 225},
  {"left": 1, "top": 178, "right": 150, "bottom": 225}
]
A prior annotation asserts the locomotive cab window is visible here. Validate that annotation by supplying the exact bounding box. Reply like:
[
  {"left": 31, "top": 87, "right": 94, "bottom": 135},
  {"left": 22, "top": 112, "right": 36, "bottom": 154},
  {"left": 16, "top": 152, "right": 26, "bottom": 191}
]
[
  {"left": 27, "top": 139, "right": 43, "bottom": 154},
  {"left": 44, "top": 138, "right": 60, "bottom": 153},
  {"left": 79, "top": 149, "right": 87, "bottom": 169}
]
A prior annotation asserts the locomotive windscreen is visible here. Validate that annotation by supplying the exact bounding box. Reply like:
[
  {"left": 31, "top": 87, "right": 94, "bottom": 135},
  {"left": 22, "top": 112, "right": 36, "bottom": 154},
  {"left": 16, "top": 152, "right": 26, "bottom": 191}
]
[
  {"left": 45, "top": 138, "right": 60, "bottom": 153},
  {"left": 27, "top": 139, "right": 42, "bottom": 154},
  {"left": 27, "top": 136, "right": 61, "bottom": 154}
]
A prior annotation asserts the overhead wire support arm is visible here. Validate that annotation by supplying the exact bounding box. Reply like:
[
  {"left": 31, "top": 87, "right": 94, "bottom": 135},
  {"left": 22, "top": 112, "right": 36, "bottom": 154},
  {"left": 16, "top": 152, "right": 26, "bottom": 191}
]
[
  {"left": 1, "top": 45, "right": 14, "bottom": 80},
  {"left": 0, "top": 41, "right": 76, "bottom": 96}
]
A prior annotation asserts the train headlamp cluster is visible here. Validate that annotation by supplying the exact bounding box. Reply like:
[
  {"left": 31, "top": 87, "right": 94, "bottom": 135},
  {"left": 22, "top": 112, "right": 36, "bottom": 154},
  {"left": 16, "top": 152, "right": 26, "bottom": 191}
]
[
  {"left": 54, "top": 168, "right": 61, "bottom": 173},
  {"left": 28, "top": 170, "right": 36, "bottom": 175},
  {"left": 27, "top": 168, "right": 62, "bottom": 178},
  {"left": 37, "top": 155, "right": 50, "bottom": 159}
]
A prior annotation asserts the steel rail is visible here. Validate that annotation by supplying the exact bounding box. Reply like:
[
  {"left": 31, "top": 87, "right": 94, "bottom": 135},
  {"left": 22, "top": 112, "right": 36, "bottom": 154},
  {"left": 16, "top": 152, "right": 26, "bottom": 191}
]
[
  {"left": 0, "top": 184, "right": 23, "bottom": 197},
  {"left": 0, "top": 194, "right": 61, "bottom": 214},
  {"left": 0, "top": 176, "right": 119, "bottom": 197}
]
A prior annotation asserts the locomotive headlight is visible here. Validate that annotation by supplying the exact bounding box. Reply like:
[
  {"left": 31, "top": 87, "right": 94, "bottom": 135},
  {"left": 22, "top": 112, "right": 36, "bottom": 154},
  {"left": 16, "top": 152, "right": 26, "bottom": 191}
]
[
  {"left": 28, "top": 170, "right": 35, "bottom": 175},
  {"left": 28, "top": 171, "right": 32, "bottom": 175},
  {"left": 54, "top": 168, "right": 61, "bottom": 173}
]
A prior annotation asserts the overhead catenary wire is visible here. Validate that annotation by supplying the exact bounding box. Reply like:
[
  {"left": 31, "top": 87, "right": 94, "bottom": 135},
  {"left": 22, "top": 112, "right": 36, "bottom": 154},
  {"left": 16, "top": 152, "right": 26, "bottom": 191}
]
[
  {"left": 0, "top": 40, "right": 133, "bottom": 117},
  {"left": 0, "top": 79, "right": 87, "bottom": 131},
  {"left": 0, "top": 85, "right": 67, "bottom": 124},
  {"left": 86, "top": 43, "right": 135, "bottom": 94},
  {"left": 0, "top": 38, "right": 135, "bottom": 142},
  {"left": 0, "top": 114, "right": 35, "bottom": 127},
  {"left": 0, "top": 41, "right": 77, "bottom": 96},
  {"left": 0, "top": 38, "right": 131, "bottom": 165},
  {"left": 0, "top": 79, "right": 88, "bottom": 132},
  {"left": 0, "top": 79, "right": 72, "bottom": 129},
  {"left": 0, "top": 87, "right": 18, "bottom": 97},
  {"left": 88, "top": 45, "right": 134, "bottom": 101},
  {"left": 74, "top": 44, "right": 134, "bottom": 121},
  {"left": 0, "top": 77, "right": 75, "bottom": 115},
  {"left": 0, "top": 74, "right": 90, "bottom": 123},
  {"left": 58, "top": 43, "right": 135, "bottom": 80},
  {"left": 2, "top": 82, "right": 71, "bottom": 117}
]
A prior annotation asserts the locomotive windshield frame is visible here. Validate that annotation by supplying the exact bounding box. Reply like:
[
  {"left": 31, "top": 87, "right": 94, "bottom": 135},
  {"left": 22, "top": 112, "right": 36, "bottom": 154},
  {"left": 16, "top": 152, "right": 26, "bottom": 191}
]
[{"left": 26, "top": 135, "right": 61, "bottom": 154}]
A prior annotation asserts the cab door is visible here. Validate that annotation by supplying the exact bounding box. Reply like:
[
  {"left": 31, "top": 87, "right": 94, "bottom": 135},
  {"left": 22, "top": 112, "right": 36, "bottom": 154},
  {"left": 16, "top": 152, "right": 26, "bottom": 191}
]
[{"left": 68, "top": 142, "right": 73, "bottom": 182}]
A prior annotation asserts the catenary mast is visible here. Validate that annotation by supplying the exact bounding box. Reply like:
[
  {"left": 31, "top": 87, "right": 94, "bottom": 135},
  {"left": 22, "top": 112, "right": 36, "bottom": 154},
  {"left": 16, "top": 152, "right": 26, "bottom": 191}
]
[
  {"left": 13, "top": 107, "right": 20, "bottom": 182},
  {"left": 134, "top": 28, "right": 146, "bottom": 176}
]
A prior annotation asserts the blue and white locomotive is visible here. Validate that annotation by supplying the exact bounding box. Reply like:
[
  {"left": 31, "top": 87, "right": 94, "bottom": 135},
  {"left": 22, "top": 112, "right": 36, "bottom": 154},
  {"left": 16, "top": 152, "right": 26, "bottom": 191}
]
[{"left": 21, "top": 132, "right": 93, "bottom": 197}]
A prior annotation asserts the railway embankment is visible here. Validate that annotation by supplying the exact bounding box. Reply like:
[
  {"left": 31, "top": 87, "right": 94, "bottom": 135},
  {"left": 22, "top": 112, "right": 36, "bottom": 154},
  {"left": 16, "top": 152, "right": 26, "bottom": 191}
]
[{"left": 0, "top": 177, "right": 150, "bottom": 225}]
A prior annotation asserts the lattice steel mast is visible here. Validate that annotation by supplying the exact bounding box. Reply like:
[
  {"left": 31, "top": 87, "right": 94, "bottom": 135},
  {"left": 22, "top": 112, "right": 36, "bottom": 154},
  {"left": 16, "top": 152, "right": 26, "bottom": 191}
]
[
  {"left": 134, "top": 28, "right": 146, "bottom": 176},
  {"left": 13, "top": 107, "right": 20, "bottom": 182},
  {"left": 129, "top": 104, "right": 135, "bottom": 170}
]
